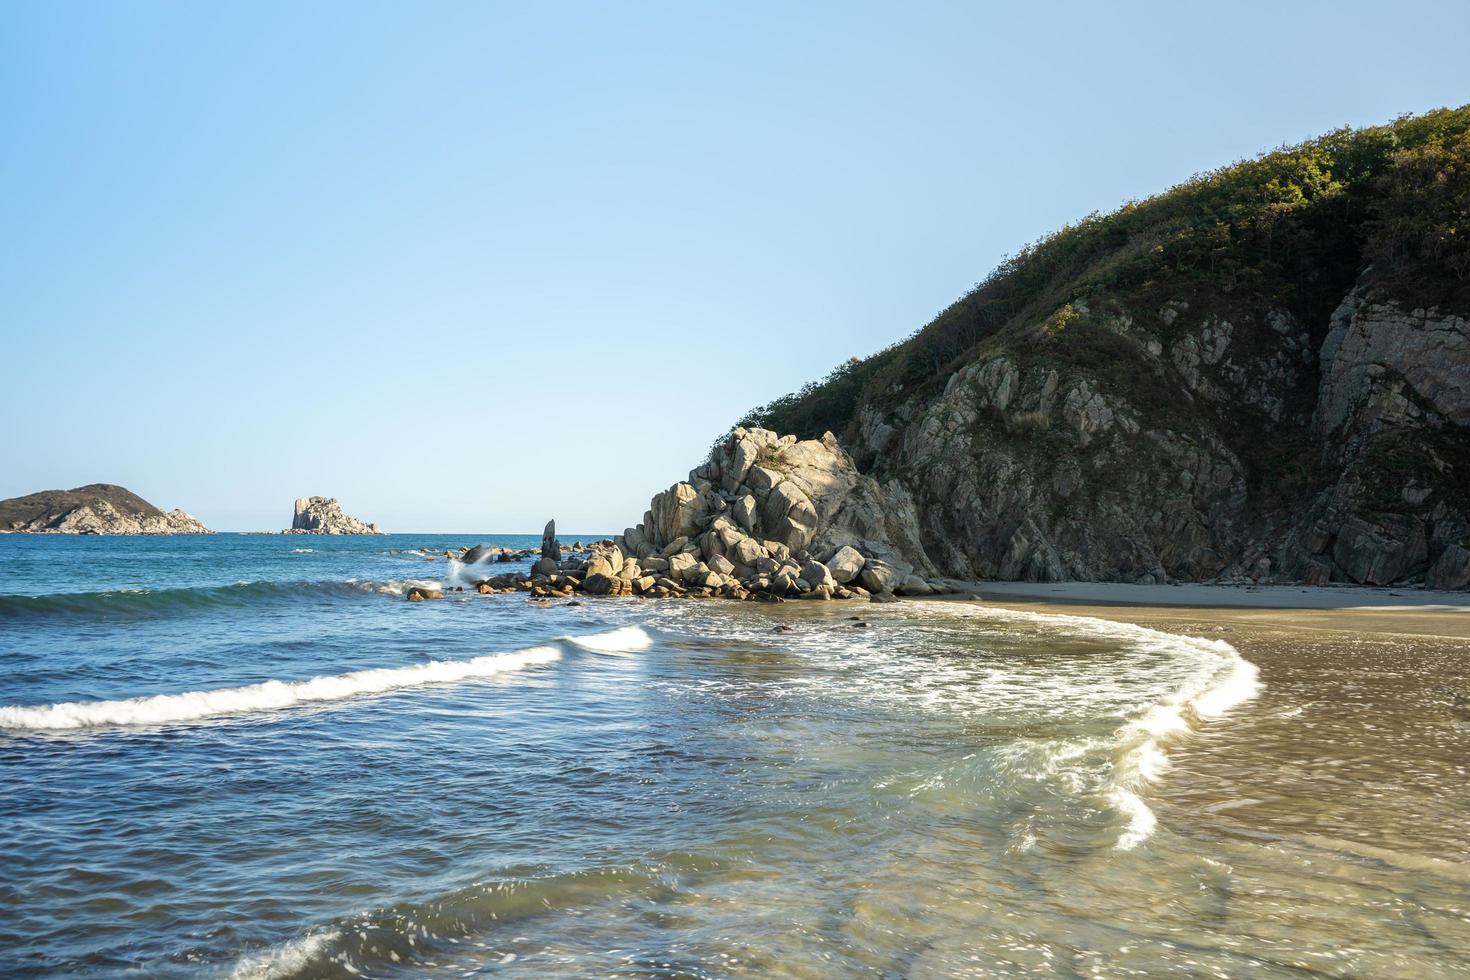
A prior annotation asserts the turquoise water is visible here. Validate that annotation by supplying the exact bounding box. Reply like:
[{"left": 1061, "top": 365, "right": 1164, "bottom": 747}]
[{"left": 2, "top": 534, "right": 1466, "bottom": 977}]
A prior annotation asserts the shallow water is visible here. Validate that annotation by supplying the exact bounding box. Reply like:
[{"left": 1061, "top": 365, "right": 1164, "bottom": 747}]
[{"left": 1, "top": 535, "right": 1466, "bottom": 976}]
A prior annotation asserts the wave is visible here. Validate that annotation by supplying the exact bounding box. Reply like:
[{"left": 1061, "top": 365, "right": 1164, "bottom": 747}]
[
  {"left": 227, "top": 929, "right": 341, "bottom": 980},
  {"left": 225, "top": 854, "right": 716, "bottom": 979},
  {"left": 0, "top": 626, "right": 651, "bottom": 732},
  {"left": 0, "top": 579, "right": 386, "bottom": 621},
  {"left": 947, "top": 604, "right": 1261, "bottom": 850}
]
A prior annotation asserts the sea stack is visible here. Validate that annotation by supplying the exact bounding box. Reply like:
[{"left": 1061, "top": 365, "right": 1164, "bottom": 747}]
[
  {"left": 541, "top": 519, "right": 561, "bottom": 561},
  {"left": 284, "top": 496, "right": 381, "bottom": 534}
]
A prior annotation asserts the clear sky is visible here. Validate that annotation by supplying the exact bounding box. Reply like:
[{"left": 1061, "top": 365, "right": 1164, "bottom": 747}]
[{"left": 2, "top": 2, "right": 1467, "bottom": 532}]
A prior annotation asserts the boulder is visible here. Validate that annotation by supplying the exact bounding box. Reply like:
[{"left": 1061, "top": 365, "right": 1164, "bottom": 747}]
[
  {"left": 747, "top": 465, "right": 780, "bottom": 491},
  {"left": 897, "top": 574, "right": 934, "bottom": 596},
  {"left": 827, "top": 545, "right": 866, "bottom": 584},
  {"left": 668, "top": 552, "right": 698, "bottom": 581},
  {"left": 463, "top": 544, "right": 500, "bottom": 564},
  {"left": 533, "top": 557, "right": 558, "bottom": 576},
  {"left": 799, "top": 558, "right": 836, "bottom": 591},
  {"left": 708, "top": 554, "right": 736, "bottom": 576},
  {"left": 733, "top": 537, "right": 766, "bottom": 566},
  {"left": 1427, "top": 544, "right": 1470, "bottom": 591},
  {"left": 732, "top": 494, "right": 759, "bottom": 534},
  {"left": 859, "top": 559, "right": 904, "bottom": 594},
  {"left": 761, "top": 481, "right": 819, "bottom": 549},
  {"left": 650, "top": 483, "right": 712, "bottom": 546},
  {"left": 541, "top": 520, "right": 561, "bottom": 561},
  {"left": 583, "top": 573, "right": 618, "bottom": 595}
]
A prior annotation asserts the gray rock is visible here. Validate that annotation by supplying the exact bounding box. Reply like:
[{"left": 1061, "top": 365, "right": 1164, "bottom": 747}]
[
  {"left": 859, "top": 559, "right": 903, "bottom": 594},
  {"left": 746, "top": 465, "right": 780, "bottom": 492},
  {"left": 650, "top": 482, "right": 713, "bottom": 546},
  {"left": 286, "top": 496, "right": 380, "bottom": 535},
  {"left": 1427, "top": 544, "right": 1470, "bottom": 590},
  {"left": 668, "top": 552, "right": 697, "bottom": 581},
  {"left": 827, "top": 545, "right": 865, "bottom": 584},
  {"left": 897, "top": 574, "right": 934, "bottom": 596},
  {"left": 799, "top": 558, "right": 835, "bottom": 591}
]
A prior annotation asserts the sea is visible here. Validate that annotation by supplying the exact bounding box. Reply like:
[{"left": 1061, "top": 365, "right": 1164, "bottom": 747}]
[{"left": 1, "top": 533, "right": 1467, "bottom": 977}]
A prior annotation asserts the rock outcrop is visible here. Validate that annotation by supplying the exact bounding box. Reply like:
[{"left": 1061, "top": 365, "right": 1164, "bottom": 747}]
[
  {"left": 0, "top": 484, "right": 212, "bottom": 534},
  {"left": 450, "top": 433, "right": 947, "bottom": 604},
  {"left": 284, "top": 496, "right": 381, "bottom": 535},
  {"left": 824, "top": 283, "right": 1470, "bottom": 589},
  {"left": 606, "top": 427, "right": 943, "bottom": 598},
  {"left": 735, "top": 108, "right": 1470, "bottom": 590}
]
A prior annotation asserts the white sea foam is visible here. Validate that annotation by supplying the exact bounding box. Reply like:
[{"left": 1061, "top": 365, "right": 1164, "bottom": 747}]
[
  {"left": 565, "top": 625, "right": 654, "bottom": 655},
  {"left": 936, "top": 603, "right": 1263, "bottom": 849},
  {"left": 0, "top": 628, "right": 651, "bottom": 732},
  {"left": 373, "top": 577, "right": 444, "bottom": 596},
  {"left": 227, "top": 929, "right": 340, "bottom": 979},
  {"left": 1110, "top": 787, "right": 1160, "bottom": 850}
]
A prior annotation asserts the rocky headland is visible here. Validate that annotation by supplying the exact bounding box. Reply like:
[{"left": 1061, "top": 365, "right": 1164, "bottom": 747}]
[
  {"left": 284, "top": 497, "right": 381, "bottom": 535},
  {"left": 423, "top": 436, "right": 945, "bottom": 603},
  {"left": 436, "top": 108, "right": 1470, "bottom": 598},
  {"left": 731, "top": 107, "right": 1470, "bottom": 591},
  {"left": 0, "top": 484, "right": 212, "bottom": 535}
]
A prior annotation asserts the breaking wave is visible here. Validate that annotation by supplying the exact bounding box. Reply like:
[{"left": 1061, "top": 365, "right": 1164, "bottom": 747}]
[
  {"left": 950, "top": 604, "right": 1261, "bottom": 849},
  {"left": 0, "top": 627, "right": 652, "bottom": 732}
]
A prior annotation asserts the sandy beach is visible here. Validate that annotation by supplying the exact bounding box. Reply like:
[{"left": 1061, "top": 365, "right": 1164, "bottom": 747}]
[{"left": 953, "top": 581, "right": 1470, "bottom": 641}]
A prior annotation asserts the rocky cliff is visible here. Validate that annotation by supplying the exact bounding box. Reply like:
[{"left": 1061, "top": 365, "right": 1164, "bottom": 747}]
[
  {"left": 284, "top": 496, "right": 381, "bottom": 535},
  {"left": 0, "top": 484, "right": 212, "bottom": 534},
  {"left": 608, "top": 427, "right": 944, "bottom": 598},
  {"left": 739, "top": 107, "right": 1470, "bottom": 589}
]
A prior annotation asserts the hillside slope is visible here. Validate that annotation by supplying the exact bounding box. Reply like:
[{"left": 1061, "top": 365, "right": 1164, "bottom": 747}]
[
  {"left": 740, "top": 107, "right": 1470, "bottom": 588},
  {"left": 0, "top": 484, "right": 212, "bottom": 534}
]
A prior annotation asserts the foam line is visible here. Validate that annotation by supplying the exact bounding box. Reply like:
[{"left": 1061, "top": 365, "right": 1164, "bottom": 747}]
[
  {"left": 0, "top": 627, "right": 653, "bottom": 731},
  {"left": 944, "top": 603, "right": 1262, "bottom": 849}
]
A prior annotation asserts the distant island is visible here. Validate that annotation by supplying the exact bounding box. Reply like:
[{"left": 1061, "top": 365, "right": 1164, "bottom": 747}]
[
  {"left": 0, "top": 484, "right": 212, "bottom": 535},
  {"left": 282, "top": 496, "right": 381, "bottom": 535}
]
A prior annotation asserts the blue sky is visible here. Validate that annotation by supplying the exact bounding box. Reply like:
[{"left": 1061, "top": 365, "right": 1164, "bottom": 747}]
[{"left": 2, "top": 2, "right": 1467, "bottom": 532}]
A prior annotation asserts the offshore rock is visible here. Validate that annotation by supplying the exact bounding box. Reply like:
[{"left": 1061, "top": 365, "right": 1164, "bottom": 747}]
[{"left": 285, "top": 496, "right": 381, "bottom": 535}]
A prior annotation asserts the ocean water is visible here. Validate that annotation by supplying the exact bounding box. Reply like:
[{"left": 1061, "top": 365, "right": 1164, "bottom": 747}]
[{"left": 1, "top": 534, "right": 1467, "bottom": 977}]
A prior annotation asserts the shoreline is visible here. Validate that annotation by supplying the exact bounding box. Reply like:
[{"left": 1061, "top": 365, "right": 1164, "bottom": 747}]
[{"left": 945, "top": 581, "right": 1470, "bottom": 641}]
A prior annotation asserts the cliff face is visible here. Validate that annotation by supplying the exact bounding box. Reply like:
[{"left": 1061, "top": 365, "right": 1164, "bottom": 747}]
[
  {"left": 740, "top": 107, "right": 1470, "bottom": 589},
  {"left": 284, "top": 496, "right": 381, "bottom": 535},
  {"left": 842, "top": 282, "right": 1469, "bottom": 588},
  {"left": 0, "top": 484, "right": 212, "bottom": 534}
]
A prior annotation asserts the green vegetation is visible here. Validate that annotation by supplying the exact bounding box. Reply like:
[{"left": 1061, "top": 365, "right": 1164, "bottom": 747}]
[{"left": 740, "top": 106, "right": 1470, "bottom": 442}]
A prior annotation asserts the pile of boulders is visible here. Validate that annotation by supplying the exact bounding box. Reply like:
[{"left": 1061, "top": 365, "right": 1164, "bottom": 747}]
[
  {"left": 462, "top": 535, "right": 901, "bottom": 602},
  {"left": 420, "top": 429, "right": 948, "bottom": 603}
]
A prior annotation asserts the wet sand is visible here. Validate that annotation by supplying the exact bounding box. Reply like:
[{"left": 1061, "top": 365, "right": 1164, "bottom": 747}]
[{"left": 955, "top": 581, "right": 1470, "bottom": 641}]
